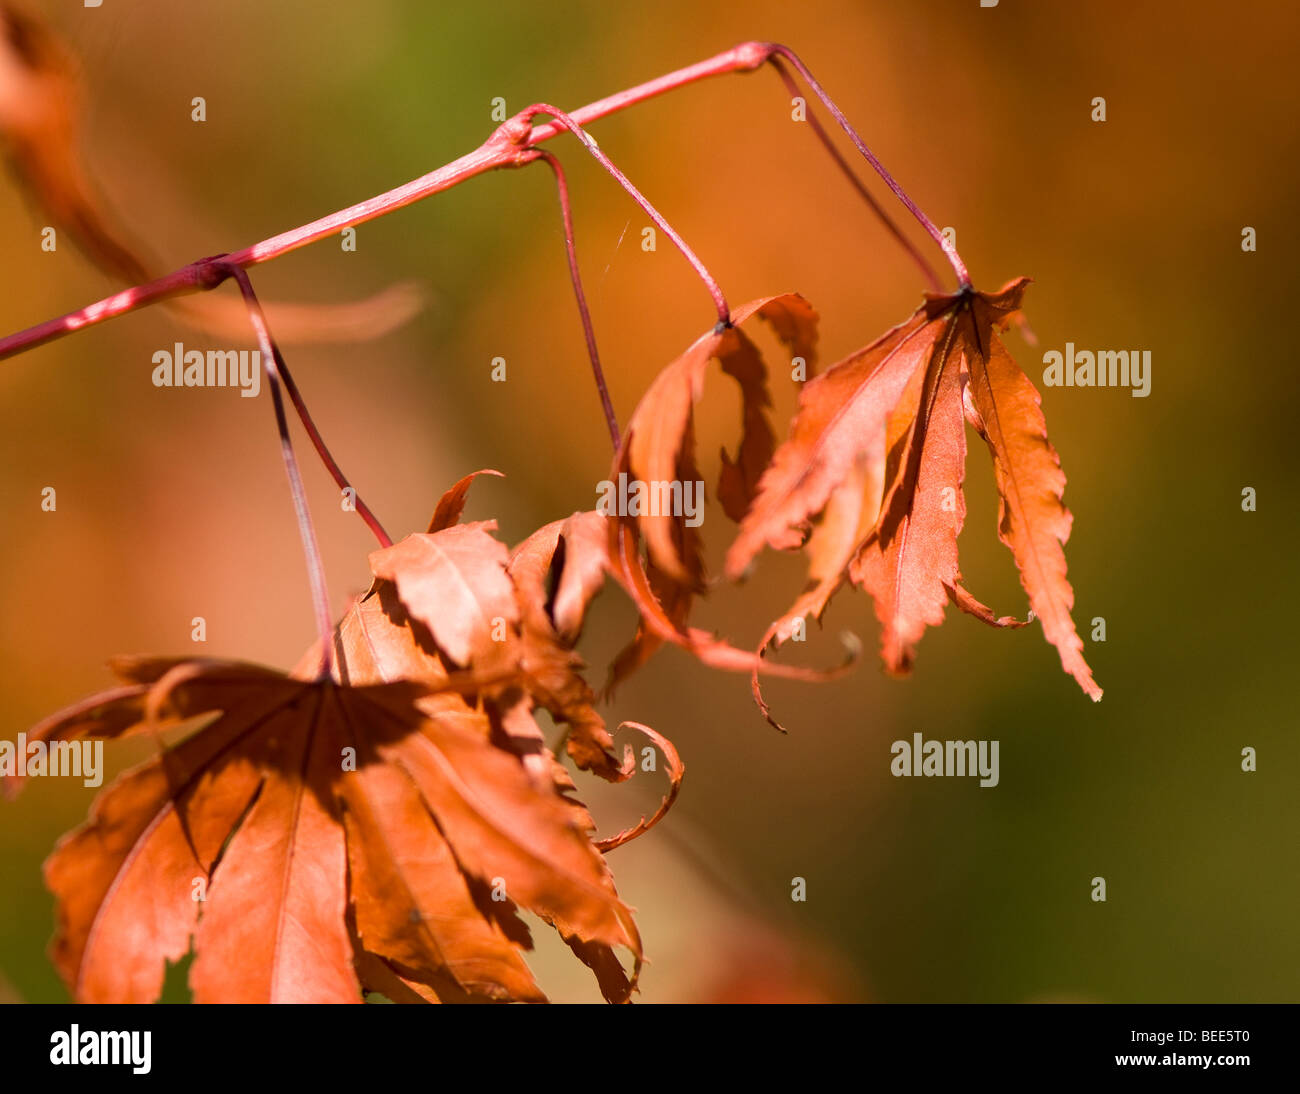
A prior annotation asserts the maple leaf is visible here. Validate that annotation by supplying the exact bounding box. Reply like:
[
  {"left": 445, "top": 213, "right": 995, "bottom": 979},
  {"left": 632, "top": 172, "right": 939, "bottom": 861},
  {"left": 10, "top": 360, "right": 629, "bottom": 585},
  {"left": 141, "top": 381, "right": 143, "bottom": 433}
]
[
  {"left": 503, "top": 510, "right": 634, "bottom": 781},
  {"left": 601, "top": 293, "right": 862, "bottom": 694},
  {"left": 757, "top": 445, "right": 884, "bottom": 652},
  {"left": 325, "top": 578, "right": 645, "bottom": 1003},
  {"left": 15, "top": 657, "right": 642, "bottom": 1004},
  {"left": 369, "top": 496, "right": 685, "bottom": 843},
  {"left": 369, "top": 488, "right": 626, "bottom": 781},
  {"left": 728, "top": 278, "right": 1101, "bottom": 701},
  {"left": 614, "top": 292, "right": 818, "bottom": 589},
  {"left": 503, "top": 515, "right": 684, "bottom": 854},
  {"left": 370, "top": 519, "right": 519, "bottom": 669},
  {"left": 336, "top": 477, "right": 691, "bottom": 999},
  {"left": 11, "top": 471, "right": 710, "bottom": 1005}
]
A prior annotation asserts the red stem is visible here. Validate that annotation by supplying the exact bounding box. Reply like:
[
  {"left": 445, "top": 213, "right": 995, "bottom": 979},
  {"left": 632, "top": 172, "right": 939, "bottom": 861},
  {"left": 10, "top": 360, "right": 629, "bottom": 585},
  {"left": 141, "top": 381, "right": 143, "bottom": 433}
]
[
  {"left": 767, "top": 56, "right": 943, "bottom": 293},
  {"left": 521, "top": 103, "right": 729, "bottom": 323},
  {"left": 764, "top": 43, "right": 971, "bottom": 288},
  {"left": 270, "top": 345, "right": 393, "bottom": 548},
  {"left": 225, "top": 265, "right": 336, "bottom": 679},
  {"left": 535, "top": 150, "right": 620, "bottom": 450},
  {"left": 0, "top": 44, "right": 769, "bottom": 360},
  {"left": 0, "top": 39, "right": 966, "bottom": 362}
]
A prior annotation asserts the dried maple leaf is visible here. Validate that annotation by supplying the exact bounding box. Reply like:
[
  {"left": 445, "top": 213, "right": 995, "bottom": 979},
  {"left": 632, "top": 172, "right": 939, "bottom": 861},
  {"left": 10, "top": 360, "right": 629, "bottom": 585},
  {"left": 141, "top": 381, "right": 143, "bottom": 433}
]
[
  {"left": 759, "top": 446, "right": 883, "bottom": 652},
  {"left": 427, "top": 468, "right": 506, "bottom": 534},
  {"left": 614, "top": 292, "right": 818, "bottom": 589},
  {"left": 370, "top": 520, "right": 519, "bottom": 669},
  {"left": 457, "top": 510, "right": 684, "bottom": 852},
  {"left": 603, "top": 293, "right": 851, "bottom": 691},
  {"left": 322, "top": 578, "right": 645, "bottom": 1004},
  {"left": 342, "top": 477, "right": 691, "bottom": 1000},
  {"left": 728, "top": 278, "right": 1101, "bottom": 701},
  {"left": 370, "top": 498, "right": 684, "bottom": 836},
  {"left": 17, "top": 658, "right": 641, "bottom": 1004},
  {"left": 503, "top": 510, "right": 633, "bottom": 781},
  {"left": 369, "top": 495, "right": 620, "bottom": 779},
  {"left": 12, "top": 471, "right": 709, "bottom": 1004}
]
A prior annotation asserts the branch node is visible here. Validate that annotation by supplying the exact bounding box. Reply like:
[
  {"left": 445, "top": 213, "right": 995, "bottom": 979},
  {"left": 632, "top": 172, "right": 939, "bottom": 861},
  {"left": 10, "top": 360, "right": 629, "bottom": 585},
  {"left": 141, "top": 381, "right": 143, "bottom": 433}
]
[
  {"left": 193, "top": 255, "right": 235, "bottom": 290},
  {"left": 734, "top": 40, "right": 776, "bottom": 70}
]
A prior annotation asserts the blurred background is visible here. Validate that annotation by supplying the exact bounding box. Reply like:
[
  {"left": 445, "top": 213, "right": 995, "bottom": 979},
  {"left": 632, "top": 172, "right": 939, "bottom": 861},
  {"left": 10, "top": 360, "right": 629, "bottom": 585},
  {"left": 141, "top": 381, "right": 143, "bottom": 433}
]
[{"left": 0, "top": 0, "right": 1296, "bottom": 1003}]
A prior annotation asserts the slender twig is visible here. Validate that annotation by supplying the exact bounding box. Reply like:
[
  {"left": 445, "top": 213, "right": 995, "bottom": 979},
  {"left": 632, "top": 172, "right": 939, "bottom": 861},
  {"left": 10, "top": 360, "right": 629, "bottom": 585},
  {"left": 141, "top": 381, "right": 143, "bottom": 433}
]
[
  {"left": 768, "top": 55, "right": 943, "bottom": 293},
  {"left": 535, "top": 151, "right": 620, "bottom": 450},
  {"left": 0, "top": 39, "right": 968, "bottom": 362},
  {"left": 523, "top": 104, "right": 729, "bottom": 323},
  {"left": 270, "top": 348, "right": 393, "bottom": 548},
  {"left": 224, "top": 265, "right": 335, "bottom": 679},
  {"left": 764, "top": 43, "right": 971, "bottom": 287},
  {"left": 0, "top": 44, "right": 770, "bottom": 360}
]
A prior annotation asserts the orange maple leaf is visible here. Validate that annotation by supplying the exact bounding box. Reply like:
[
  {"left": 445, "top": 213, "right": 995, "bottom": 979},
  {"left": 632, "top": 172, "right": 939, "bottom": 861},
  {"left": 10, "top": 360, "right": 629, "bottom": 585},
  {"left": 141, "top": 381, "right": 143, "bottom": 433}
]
[
  {"left": 728, "top": 279, "right": 1101, "bottom": 702},
  {"left": 16, "top": 658, "right": 640, "bottom": 1004},
  {"left": 9, "top": 476, "right": 704, "bottom": 1004}
]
